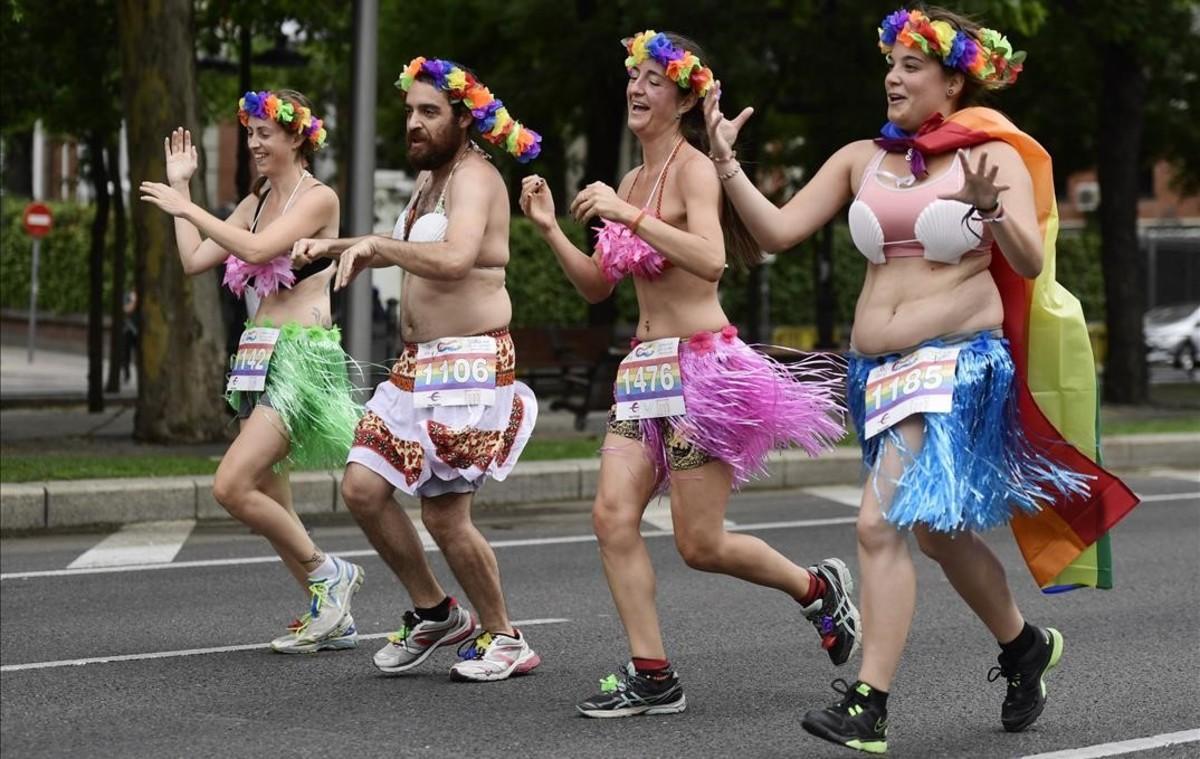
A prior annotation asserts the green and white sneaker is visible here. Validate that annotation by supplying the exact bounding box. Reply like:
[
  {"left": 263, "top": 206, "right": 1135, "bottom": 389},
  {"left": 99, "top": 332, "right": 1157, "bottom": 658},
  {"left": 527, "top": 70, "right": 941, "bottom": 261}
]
[
  {"left": 270, "top": 557, "right": 364, "bottom": 654},
  {"left": 270, "top": 613, "right": 358, "bottom": 654}
]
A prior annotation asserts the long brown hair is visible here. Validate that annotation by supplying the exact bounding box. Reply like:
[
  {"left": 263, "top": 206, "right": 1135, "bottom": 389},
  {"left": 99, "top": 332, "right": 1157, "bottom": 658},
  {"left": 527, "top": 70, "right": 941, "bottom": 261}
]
[
  {"left": 913, "top": 5, "right": 994, "bottom": 107},
  {"left": 250, "top": 88, "right": 319, "bottom": 198},
  {"left": 663, "top": 32, "right": 764, "bottom": 270}
]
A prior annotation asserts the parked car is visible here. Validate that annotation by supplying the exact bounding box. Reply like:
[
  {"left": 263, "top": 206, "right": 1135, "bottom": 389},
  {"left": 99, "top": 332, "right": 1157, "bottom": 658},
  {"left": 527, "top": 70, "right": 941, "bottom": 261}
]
[{"left": 1144, "top": 302, "right": 1200, "bottom": 376}]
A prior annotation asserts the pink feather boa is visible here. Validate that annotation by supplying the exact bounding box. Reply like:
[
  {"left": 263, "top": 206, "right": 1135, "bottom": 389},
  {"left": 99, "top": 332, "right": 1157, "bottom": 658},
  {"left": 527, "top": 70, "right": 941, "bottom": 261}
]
[
  {"left": 222, "top": 255, "right": 296, "bottom": 298},
  {"left": 595, "top": 219, "right": 669, "bottom": 282}
]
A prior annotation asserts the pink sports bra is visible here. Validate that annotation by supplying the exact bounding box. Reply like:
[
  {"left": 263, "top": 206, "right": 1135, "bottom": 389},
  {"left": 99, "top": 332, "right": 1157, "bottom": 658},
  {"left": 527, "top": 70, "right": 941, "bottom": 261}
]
[{"left": 848, "top": 149, "right": 993, "bottom": 266}]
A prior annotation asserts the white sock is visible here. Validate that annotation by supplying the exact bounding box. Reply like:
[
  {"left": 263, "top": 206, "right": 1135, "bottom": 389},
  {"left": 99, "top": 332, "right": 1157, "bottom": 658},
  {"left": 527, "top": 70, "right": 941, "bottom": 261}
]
[{"left": 307, "top": 554, "right": 337, "bottom": 582}]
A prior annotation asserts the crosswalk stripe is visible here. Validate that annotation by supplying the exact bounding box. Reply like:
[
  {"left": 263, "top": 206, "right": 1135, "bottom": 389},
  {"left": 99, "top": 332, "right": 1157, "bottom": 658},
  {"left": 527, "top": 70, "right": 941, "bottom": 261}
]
[
  {"left": 67, "top": 520, "right": 196, "bottom": 569},
  {"left": 801, "top": 486, "right": 863, "bottom": 508},
  {"left": 0, "top": 618, "right": 571, "bottom": 673}
]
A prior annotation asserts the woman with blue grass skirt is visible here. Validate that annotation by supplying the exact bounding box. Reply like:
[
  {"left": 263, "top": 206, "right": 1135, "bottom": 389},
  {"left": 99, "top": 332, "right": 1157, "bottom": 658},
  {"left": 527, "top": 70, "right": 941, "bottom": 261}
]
[
  {"left": 139, "top": 89, "right": 365, "bottom": 655},
  {"left": 705, "top": 6, "right": 1138, "bottom": 754}
]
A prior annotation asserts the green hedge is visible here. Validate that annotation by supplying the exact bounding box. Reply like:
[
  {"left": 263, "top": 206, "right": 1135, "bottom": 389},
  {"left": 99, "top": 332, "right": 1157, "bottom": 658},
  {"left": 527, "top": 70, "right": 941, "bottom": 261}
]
[
  {"left": 0, "top": 195, "right": 130, "bottom": 315},
  {"left": 2, "top": 198, "right": 1106, "bottom": 327}
]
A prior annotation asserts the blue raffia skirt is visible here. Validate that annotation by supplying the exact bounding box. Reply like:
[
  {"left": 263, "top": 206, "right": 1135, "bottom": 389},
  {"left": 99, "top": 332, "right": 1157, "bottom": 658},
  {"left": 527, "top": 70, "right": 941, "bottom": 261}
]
[{"left": 847, "top": 330, "right": 1090, "bottom": 532}]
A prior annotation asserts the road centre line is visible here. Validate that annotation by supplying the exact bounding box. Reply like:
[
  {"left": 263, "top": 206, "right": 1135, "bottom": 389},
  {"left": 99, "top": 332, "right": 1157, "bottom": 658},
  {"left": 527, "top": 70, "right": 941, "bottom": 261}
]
[
  {"left": 0, "top": 618, "right": 571, "bottom": 673},
  {"left": 0, "top": 516, "right": 860, "bottom": 581},
  {"left": 1020, "top": 728, "right": 1200, "bottom": 758}
]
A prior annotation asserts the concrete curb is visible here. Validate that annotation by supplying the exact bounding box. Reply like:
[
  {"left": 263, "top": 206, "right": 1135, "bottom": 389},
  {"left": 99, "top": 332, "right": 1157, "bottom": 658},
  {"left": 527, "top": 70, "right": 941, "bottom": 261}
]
[{"left": 2, "top": 434, "right": 1196, "bottom": 532}]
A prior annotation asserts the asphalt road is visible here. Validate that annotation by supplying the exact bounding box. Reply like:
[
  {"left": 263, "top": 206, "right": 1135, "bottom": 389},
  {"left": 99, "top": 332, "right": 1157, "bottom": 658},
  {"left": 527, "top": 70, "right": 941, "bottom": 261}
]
[{"left": 2, "top": 471, "right": 1198, "bottom": 759}]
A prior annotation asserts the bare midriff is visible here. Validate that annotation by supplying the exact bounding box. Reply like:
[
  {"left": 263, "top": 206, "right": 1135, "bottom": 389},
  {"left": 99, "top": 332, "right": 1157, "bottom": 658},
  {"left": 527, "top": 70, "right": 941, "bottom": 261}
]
[
  {"left": 401, "top": 266, "right": 512, "bottom": 343},
  {"left": 630, "top": 266, "right": 729, "bottom": 341},
  {"left": 851, "top": 253, "right": 1003, "bottom": 355},
  {"left": 252, "top": 264, "right": 335, "bottom": 329}
]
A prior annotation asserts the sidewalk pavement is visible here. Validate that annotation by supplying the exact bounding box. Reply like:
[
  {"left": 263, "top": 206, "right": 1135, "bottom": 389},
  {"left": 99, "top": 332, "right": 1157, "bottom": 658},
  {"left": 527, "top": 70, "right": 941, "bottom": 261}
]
[
  {"left": 3, "top": 433, "right": 1197, "bottom": 533},
  {"left": 0, "top": 345, "right": 136, "bottom": 405}
]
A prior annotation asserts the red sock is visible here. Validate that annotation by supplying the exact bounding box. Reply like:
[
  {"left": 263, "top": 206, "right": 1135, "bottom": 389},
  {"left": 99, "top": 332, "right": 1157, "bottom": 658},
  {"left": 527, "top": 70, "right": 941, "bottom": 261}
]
[
  {"left": 632, "top": 657, "right": 671, "bottom": 678},
  {"left": 798, "top": 570, "right": 826, "bottom": 606}
]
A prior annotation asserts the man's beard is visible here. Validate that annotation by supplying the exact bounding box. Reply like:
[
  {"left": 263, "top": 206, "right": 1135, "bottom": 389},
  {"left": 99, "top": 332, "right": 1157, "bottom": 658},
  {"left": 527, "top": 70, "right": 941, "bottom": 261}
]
[{"left": 407, "top": 123, "right": 467, "bottom": 171}]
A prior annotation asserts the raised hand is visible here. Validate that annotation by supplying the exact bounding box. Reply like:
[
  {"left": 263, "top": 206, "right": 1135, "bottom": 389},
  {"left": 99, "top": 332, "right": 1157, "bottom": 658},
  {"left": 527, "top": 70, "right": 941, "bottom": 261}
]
[
  {"left": 703, "top": 81, "right": 753, "bottom": 162},
  {"left": 519, "top": 175, "right": 557, "bottom": 232},
  {"left": 940, "top": 150, "right": 1010, "bottom": 213},
  {"left": 139, "top": 181, "right": 191, "bottom": 217},
  {"left": 569, "top": 181, "right": 634, "bottom": 225},
  {"left": 164, "top": 127, "right": 199, "bottom": 186}
]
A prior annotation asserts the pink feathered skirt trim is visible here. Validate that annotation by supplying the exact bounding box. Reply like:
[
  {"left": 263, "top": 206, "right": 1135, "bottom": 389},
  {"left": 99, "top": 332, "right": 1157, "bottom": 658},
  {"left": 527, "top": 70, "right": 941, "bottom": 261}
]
[{"left": 625, "top": 326, "right": 846, "bottom": 492}]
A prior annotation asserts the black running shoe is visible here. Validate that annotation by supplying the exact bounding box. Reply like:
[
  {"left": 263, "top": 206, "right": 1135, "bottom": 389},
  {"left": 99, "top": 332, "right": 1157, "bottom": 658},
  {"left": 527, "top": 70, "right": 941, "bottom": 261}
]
[
  {"left": 576, "top": 663, "right": 687, "bottom": 718},
  {"left": 800, "top": 557, "right": 861, "bottom": 666},
  {"left": 802, "top": 679, "right": 888, "bottom": 754},
  {"left": 989, "top": 626, "right": 1064, "bottom": 732}
]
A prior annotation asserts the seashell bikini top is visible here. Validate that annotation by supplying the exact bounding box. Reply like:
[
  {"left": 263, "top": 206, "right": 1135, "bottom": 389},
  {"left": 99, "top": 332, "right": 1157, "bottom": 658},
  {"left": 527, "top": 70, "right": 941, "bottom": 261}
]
[
  {"left": 848, "top": 149, "right": 993, "bottom": 266},
  {"left": 595, "top": 138, "right": 684, "bottom": 283}
]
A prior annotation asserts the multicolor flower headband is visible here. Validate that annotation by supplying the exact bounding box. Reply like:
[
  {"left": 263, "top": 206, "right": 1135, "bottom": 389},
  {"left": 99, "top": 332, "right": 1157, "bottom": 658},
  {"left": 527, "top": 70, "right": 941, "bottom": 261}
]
[
  {"left": 395, "top": 57, "right": 542, "bottom": 163},
  {"left": 622, "top": 30, "right": 714, "bottom": 98},
  {"left": 237, "top": 91, "right": 327, "bottom": 150},
  {"left": 878, "top": 9, "right": 1025, "bottom": 88}
]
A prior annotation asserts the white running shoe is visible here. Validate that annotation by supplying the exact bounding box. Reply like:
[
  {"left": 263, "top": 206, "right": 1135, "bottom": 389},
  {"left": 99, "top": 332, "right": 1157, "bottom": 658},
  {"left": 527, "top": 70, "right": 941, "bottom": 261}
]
[
  {"left": 374, "top": 598, "right": 477, "bottom": 673},
  {"left": 449, "top": 629, "right": 541, "bottom": 682},
  {"left": 271, "top": 556, "right": 364, "bottom": 654},
  {"left": 270, "top": 613, "right": 358, "bottom": 654}
]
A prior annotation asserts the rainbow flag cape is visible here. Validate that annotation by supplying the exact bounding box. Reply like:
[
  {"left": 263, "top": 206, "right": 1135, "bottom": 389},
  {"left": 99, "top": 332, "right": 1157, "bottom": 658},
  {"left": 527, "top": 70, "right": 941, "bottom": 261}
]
[{"left": 914, "top": 107, "right": 1141, "bottom": 591}]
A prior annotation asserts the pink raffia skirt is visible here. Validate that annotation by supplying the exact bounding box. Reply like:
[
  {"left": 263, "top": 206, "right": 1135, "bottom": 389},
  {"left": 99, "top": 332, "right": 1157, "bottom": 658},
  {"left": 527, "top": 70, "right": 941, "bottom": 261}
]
[{"left": 611, "top": 325, "right": 845, "bottom": 493}]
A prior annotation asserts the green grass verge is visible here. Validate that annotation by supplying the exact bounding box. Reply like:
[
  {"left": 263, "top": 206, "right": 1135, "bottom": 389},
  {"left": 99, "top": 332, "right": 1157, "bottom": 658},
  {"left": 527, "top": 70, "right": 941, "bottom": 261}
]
[{"left": 1, "top": 415, "right": 1193, "bottom": 483}]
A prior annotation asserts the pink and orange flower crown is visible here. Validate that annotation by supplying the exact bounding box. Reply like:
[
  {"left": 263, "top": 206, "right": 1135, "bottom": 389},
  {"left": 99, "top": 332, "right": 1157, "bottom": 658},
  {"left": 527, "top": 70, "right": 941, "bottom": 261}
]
[
  {"left": 878, "top": 9, "right": 1025, "bottom": 88},
  {"left": 396, "top": 57, "right": 542, "bottom": 163},
  {"left": 622, "top": 30, "right": 714, "bottom": 98},
  {"left": 237, "top": 91, "right": 327, "bottom": 150}
]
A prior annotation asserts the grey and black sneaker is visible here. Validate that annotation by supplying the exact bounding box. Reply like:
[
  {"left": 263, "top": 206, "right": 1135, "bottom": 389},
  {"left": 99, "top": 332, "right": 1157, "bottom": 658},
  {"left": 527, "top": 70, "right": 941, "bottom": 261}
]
[
  {"left": 989, "top": 626, "right": 1065, "bottom": 732},
  {"left": 800, "top": 557, "right": 861, "bottom": 666},
  {"left": 576, "top": 663, "right": 687, "bottom": 718},
  {"left": 802, "top": 679, "right": 889, "bottom": 754}
]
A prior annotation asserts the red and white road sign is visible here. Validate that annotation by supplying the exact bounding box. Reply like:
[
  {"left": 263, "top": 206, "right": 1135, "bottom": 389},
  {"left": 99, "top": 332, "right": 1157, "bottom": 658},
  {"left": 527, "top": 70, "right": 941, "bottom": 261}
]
[{"left": 23, "top": 202, "right": 53, "bottom": 238}]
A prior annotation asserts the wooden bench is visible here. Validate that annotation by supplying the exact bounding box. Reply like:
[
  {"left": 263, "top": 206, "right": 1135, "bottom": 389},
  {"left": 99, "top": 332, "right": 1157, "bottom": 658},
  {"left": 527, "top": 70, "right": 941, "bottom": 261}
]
[{"left": 511, "top": 326, "right": 621, "bottom": 430}]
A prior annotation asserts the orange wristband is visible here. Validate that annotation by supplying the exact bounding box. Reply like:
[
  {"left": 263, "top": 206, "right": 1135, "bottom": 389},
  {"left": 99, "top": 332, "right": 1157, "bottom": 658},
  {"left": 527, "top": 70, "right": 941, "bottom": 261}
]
[{"left": 629, "top": 209, "right": 647, "bottom": 235}]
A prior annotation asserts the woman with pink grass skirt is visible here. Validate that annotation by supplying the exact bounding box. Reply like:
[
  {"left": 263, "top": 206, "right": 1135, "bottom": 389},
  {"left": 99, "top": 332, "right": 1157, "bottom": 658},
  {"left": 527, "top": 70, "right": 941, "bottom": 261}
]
[{"left": 520, "top": 29, "right": 858, "bottom": 718}]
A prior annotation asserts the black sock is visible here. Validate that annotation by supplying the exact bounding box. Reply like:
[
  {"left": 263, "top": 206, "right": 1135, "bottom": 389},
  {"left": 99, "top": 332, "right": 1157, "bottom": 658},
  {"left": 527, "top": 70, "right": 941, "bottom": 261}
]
[
  {"left": 414, "top": 596, "right": 452, "bottom": 623},
  {"left": 999, "top": 622, "right": 1037, "bottom": 659}
]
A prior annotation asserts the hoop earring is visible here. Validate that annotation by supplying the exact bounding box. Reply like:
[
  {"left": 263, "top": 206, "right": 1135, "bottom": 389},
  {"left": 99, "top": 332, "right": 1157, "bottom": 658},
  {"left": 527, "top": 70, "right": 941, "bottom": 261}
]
[{"left": 947, "top": 88, "right": 955, "bottom": 97}]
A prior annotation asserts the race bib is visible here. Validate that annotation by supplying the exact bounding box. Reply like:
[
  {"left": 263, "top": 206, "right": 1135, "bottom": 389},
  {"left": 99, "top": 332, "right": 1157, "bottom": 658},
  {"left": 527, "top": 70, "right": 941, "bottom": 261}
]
[
  {"left": 864, "top": 346, "right": 961, "bottom": 439},
  {"left": 226, "top": 327, "right": 281, "bottom": 393},
  {"left": 413, "top": 335, "right": 498, "bottom": 408},
  {"left": 614, "top": 337, "right": 686, "bottom": 421}
]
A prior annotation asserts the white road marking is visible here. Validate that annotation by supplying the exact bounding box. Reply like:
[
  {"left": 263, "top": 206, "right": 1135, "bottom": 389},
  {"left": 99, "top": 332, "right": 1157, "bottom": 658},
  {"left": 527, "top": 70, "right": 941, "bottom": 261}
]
[
  {"left": 802, "top": 485, "right": 863, "bottom": 508},
  {"left": 1020, "top": 728, "right": 1200, "bottom": 758},
  {"left": 414, "top": 525, "right": 438, "bottom": 551},
  {"left": 66, "top": 520, "right": 196, "bottom": 569},
  {"left": 0, "top": 516, "right": 856, "bottom": 581},
  {"left": 0, "top": 618, "right": 570, "bottom": 673},
  {"left": 640, "top": 499, "right": 735, "bottom": 532},
  {"left": 1137, "top": 491, "right": 1200, "bottom": 503}
]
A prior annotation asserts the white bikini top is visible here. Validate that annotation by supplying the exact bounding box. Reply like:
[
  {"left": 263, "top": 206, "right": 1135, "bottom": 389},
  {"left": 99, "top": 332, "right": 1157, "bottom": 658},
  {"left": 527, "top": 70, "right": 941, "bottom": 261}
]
[{"left": 848, "top": 149, "right": 992, "bottom": 266}]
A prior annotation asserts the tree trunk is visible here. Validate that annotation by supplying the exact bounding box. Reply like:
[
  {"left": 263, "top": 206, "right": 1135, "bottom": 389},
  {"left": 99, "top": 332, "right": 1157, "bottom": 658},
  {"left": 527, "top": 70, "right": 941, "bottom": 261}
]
[
  {"left": 117, "top": 0, "right": 228, "bottom": 441},
  {"left": 1097, "top": 43, "right": 1148, "bottom": 404},
  {"left": 106, "top": 137, "right": 128, "bottom": 394},
  {"left": 86, "top": 132, "right": 110, "bottom": 413},
  {"left": 236, "top": 24, "right": 252, "bottom": 199}
]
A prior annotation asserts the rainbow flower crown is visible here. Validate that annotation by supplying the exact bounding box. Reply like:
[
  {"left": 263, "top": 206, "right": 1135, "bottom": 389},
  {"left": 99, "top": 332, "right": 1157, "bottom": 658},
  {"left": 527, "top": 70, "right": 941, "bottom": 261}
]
[
  {"left": 396, "top": 57, "right": 541, "bottom": 163},
  {"left": 623, "top": 31, "right": 714, "bottom": 98},
  {"left": 237, "top": 91, "right": 327, "bottom": 150},
  {"left": 878, "top": 9, "right": 1025, "bottom": 88}
]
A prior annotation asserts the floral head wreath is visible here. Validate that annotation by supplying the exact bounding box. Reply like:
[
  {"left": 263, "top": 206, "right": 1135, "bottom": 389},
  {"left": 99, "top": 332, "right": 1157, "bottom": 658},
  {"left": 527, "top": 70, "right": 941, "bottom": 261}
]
[
  {"left": 237, "top": 91, "right": 327, "bottom": 150},
  {"left": 622, "top": 30, "right": 714, "bottom": 98},
  {"left": 395, "top": 57, "right": 542, "bottom": 164},
  {"left": 878, "top": 9, "right": 1025, "bottom": 89}
]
